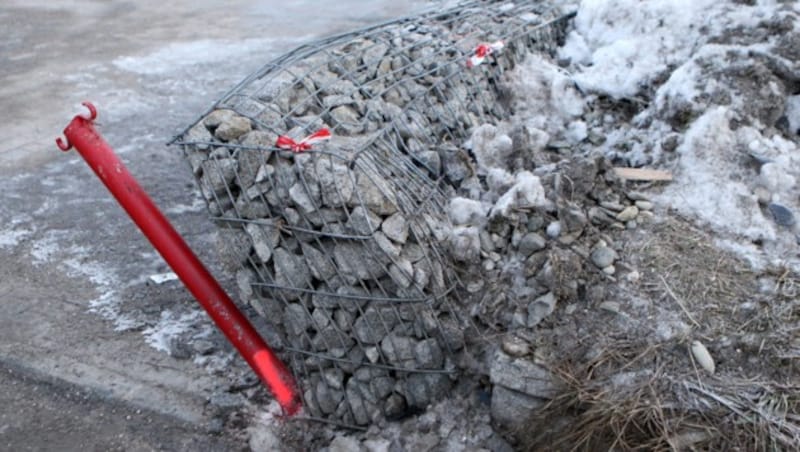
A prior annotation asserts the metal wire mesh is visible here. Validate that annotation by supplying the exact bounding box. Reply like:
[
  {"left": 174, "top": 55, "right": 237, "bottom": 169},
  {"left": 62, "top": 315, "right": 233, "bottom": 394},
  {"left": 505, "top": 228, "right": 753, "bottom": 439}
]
[{"left": 173, "top": 0, "right": 573, "bottom": 427}]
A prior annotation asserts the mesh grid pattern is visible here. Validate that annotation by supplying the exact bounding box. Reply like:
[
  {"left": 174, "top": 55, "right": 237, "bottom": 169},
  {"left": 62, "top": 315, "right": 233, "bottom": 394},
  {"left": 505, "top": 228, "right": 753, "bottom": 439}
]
[{"left": 174, "top": 0, "right": 573, "bottom": 427}]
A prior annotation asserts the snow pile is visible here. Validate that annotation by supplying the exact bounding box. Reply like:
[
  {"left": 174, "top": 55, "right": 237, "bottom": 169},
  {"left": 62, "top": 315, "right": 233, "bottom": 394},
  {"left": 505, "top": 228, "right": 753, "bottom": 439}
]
[{"left": 550, "top": 0, "right": 800, "bottom": 269}]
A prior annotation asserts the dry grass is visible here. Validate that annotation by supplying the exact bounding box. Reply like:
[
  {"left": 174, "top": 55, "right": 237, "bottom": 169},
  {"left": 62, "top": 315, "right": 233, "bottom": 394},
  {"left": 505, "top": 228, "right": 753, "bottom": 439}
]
[
  {"left": 517, "top": 215, "right": 800, "bottom": 450},
  {"left": 520, "top": 345, "right": 800, "bottom": 451}
]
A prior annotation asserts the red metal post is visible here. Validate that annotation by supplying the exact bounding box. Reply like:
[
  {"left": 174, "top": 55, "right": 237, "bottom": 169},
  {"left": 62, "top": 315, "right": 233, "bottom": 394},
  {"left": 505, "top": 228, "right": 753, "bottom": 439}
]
[{"left": 56, "top": 102, "right": 301, "bottom": 415}]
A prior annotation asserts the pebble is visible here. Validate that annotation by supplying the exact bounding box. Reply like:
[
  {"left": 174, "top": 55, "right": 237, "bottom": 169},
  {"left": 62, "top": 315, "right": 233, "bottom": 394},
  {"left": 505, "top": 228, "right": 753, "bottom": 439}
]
[
  {"left": 599, "top": 201, "right": 625, "bottom": 212},
  {"left": 591, "top": 246, "right": 617, "bottom": 268},
  {"left": 634, "top": 200, "right": 653, "bottom": 211},
  {"left": 768, "top": 202, "right": 795, "bottom": 227},
  {"left": 690, "top": 340, "right": 715, "bottom": 374},
  {"left": 616, "top": 205, "right": 639, "bottom": 222},
  {"left": 626, "top": 191, "right": 650, "bottom": 201},
  {"left": 598, "top": 301, "right": 620, "bottom": 313},
  {"left": 501, "top": 337, "right": 531, "bottom": 357},
  {"left": 545, "top": 221, "right": 561, "bottom": 238},
  {"left": 602, "top": 265, "right": 616, "bottom": 275}
]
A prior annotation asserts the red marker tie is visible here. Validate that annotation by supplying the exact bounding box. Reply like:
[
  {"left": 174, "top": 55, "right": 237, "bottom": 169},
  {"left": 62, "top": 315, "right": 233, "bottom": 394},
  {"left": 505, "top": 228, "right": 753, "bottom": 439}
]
[{"left": 275, "top": 128, "right": 332, "bottom": 152}]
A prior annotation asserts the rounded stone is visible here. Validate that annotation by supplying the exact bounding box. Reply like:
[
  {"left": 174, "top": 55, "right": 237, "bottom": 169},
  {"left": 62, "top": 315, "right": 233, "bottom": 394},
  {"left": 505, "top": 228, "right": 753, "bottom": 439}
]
[{"left": 591, "top": 246, "right": 617, "bottom": 268}]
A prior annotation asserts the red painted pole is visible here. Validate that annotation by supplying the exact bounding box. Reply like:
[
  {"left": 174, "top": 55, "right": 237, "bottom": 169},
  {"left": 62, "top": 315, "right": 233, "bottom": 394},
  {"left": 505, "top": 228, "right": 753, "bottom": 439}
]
[{"left": 56, "top": 102, "right": 301, "bottom": 415}]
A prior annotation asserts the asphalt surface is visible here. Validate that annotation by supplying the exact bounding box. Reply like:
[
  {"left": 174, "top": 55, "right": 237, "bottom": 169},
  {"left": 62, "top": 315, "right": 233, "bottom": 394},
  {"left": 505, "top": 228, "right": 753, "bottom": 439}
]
[{"left": 0, "top": 1, "right": 430, "bottom": 450}]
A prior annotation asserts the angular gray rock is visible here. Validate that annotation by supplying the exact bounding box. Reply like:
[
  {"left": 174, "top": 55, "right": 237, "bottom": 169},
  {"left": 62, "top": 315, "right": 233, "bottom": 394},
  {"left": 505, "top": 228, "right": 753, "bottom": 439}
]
[
  {"left": 527, "top": 291, "right": 557, "bottom": 327},
  {"left": 215, "top": 115, "right": 252, "bottom": 142},
  {"left": 354, "top": 307, "right": 399, "bottom": 344},
  {"left": 246, "top": 222, "right": 280, "bottom": 263},
  {"left": 382, "top": 213, "right": 409, "bottom": 244},
  {"left": 273, "top": 247, "right": 312, "bottom": 292},
  {"left": 414, "top": 338, "right": 444, "bottom": 369},
  {"left": 347, "top": 206, "right": 382, "bottom": 236}
]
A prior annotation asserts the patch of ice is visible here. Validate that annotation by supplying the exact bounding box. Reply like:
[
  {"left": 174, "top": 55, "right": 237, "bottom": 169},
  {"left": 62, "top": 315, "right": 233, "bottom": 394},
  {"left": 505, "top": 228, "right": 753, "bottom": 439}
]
[
  {"left": 164, "top": 196, "right": 206, "bottom": 215},
  {"left": 113, "top": 38, "right": 290, "bottom": 76},
  {"left": 143, "top": 309, "right": 204, "bottom": 353},
  {"left": 0, "top": 228, "right": 31, "bottom": 249}
]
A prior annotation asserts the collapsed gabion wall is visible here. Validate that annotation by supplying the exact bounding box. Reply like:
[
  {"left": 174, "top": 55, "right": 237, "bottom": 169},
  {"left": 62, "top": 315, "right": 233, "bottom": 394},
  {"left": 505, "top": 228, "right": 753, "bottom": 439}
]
[{"left": 174, "top": 1, "right": 573, "bottom": 426}]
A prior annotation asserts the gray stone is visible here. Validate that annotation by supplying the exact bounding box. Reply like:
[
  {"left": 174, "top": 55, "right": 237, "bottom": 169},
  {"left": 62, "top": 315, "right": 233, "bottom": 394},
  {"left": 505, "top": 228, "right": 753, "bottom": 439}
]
[
  {"left": 203, "top": 109, "right": 235, "bottom": 129},
  {"left": 416, "top": 150, "right": 441, "bottom": 177},
  {"left": 347, "top": 206, "right": 382, "bottom": 236},
  {"left": 330, "top": 105, "right": 363, "bottom": 135},
  {"left": 311, "top": 325, "right": 353, "bottom": 352},
  {"left": 301, "top": 243, "right": 337, "bottom": 281},
  {"left": 192, "top": 339, "right": 216, "bottom": 356},
  {"left": 380, "top": 334, "right": 416, "bottom": 367},
  {"left": 414, "top": 338, "right": 444, "bottom": 369},
  {"left": 323, "top": 95, "right": 356, "bottom": 109},
  {"left": 346, "top": 379, "right": 380, "bottom": 426},
  {"left": 370, "top": 375, "right": 395, "bottom": 400},
  {"left": 403, "top": 373, "right": 450, "bottom": 408},
  {"left": 334, "top": 309, "right": 354, "bottom": 332},
  {"left": 200, "top": 158, "right": 237, "bottom": 195},
  {"left": 306, "top": 208, "right": 347, "bottom": 227},
  {"left": 590, "top": 246, "right": 617, "bottom": 268},
  {"left": 769, "top": 202, "right": 795, "bottom": 227},
  {"left": 372, "top": 232, "right": 401, "bottom": 261},
  {"left": 316, "top": 379, "right": 344, "bottom": 415},
  {"left": 635, "top": 200, "right": 654, "bottom": 211},
  {"left": 354, "top": 307, "right": 399, "bottom": 344},
  {"left": 289, "top": 181, "right": 321, "bottom": 213},
  {"left": 246, "top": 222, "right": 280, "bottom": 263},
  {"left": 527, "top": 291, "right": 557, "bottom": 327},
  {"left": 383, "top": 394, "right": 407, "bottom": 420},
  {"left": 353, "top": 171, "right": 398, "bottom": 215},
  {"left": 489, "top": 349, "right": 558, "bottom": 398},
  {"left": 315, "top": 160, "right": 354, "bottom": 207},
  {"left": 329, "top": 435, "right": 364, "bottom": 452},
  {"left": 363, "top": 42, "right": 389, "bottom": 67},
  {"left": 333, "top": 242, "right": 387, "bottom": 283},
  {"left": 311, "top": 308, "right": 331, "bottom": 329},
  {"left": 273, "top": 248, "right": 312, "bottom": 292},
  {"left": 265, "top": 160, "right": 297, "bottom": 206},
  {"left": 215, "top": 115, "right": 252, "bottom": 142},
  {"left": 616, "top": 205, "right": 639, "bottom": 222},
  {"left": 185, "top": 123, "right": 214, "bottom": 150},
  {"left": 313, "top": 286, "right": 369, "bottom": 312},
  {"left": 559, "top": 203, "right": 588, "bottom": 233},
  {"left": 323, "top": 368, "right": 345, "bottom": 390},
  {"left": 388, "top": 259, "right": 414, "bottom": 289},
  {"left": 518, "top": 232, "right": 546, "bottom": 256},
  {"left": 449, "top": 226, "right": 481, "bottom": 263},
  {"left": 382, "top": 213, "right": 408, "bottom": 244},
  {"left": 215, "top": 228, "right": 252, "bottom": 271},
  {"left": 235, "top": 268, "right": 256, "bottom": 300},
  {"left": 490, "top": 386, "right": 545, "bottom": 429},
  {"left": 283, "top": 303, "right": 309, "bottom": 336},
  {"left": 501, "top": 336, "right": 531, "bottom": 357}
]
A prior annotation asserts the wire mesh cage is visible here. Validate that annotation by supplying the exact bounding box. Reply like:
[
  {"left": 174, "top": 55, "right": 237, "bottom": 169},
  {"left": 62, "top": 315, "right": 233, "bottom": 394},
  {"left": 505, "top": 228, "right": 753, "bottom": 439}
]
[{"left": 173, "top": 0, "right": 574, "bottom": 427}]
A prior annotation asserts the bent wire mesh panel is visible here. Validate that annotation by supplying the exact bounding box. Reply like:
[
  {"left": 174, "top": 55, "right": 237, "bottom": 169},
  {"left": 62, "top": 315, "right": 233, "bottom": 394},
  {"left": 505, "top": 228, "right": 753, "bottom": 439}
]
[{"left": 173, "top": 0, "right": 574, "bottom": 427}]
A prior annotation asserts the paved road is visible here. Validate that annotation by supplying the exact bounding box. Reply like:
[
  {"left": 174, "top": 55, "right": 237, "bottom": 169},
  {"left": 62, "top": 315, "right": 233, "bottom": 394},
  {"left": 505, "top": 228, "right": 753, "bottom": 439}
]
[{"left": 0, "top": 1, "right": 430, "bottom": 450}]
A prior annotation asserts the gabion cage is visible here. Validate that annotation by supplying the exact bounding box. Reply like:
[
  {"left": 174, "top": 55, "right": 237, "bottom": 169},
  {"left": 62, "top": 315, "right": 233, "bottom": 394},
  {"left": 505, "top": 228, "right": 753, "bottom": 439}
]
[{"left": 173, "top": 1, "right": 573, "bottom": 426}]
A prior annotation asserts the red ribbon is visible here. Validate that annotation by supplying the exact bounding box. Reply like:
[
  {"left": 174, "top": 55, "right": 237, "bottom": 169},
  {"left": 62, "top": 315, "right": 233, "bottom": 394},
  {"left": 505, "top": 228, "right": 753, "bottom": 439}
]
[
  {"left": 275, "top": 128, "right": 331, "bottom": 152},
  {"left": 466, "top": 40, "right": 505, "bottom": 68}
]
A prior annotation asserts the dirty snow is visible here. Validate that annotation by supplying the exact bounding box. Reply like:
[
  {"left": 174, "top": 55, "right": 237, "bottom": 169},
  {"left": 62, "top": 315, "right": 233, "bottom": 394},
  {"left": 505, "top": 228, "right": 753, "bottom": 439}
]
[
  {"left": 142, "top": 309, "right": 204, "bottom": 353},
  {"left": 544, "top": 0, "right": 800, "bottom": 270}
]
